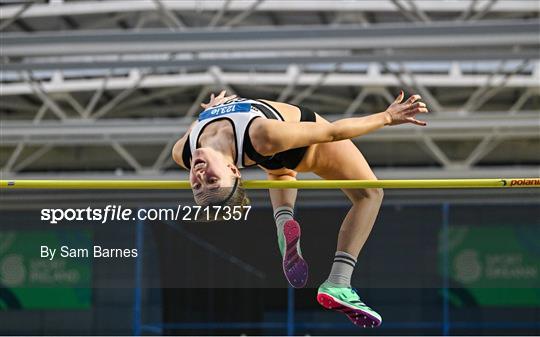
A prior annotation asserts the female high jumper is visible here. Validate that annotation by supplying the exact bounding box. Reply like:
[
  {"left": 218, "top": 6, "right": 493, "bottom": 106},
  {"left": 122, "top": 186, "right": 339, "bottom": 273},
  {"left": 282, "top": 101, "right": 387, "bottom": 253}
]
[{"left": 172, "top": 90, "right": 428, "bottom": 327}]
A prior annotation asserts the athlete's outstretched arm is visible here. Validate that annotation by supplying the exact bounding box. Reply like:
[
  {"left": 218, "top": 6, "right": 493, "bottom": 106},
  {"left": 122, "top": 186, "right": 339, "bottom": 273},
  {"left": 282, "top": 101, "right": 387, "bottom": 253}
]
[
  {"left": 254, "top": 91, "right": 428, "bottom": 155},
  {"left": 200, "top": 90, "right": 237, "bottom": 109}
]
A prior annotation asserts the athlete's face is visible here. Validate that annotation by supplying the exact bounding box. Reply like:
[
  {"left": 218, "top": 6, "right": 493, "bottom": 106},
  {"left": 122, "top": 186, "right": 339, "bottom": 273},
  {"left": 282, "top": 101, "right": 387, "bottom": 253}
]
[{"left": 190, "top": 148, "right": 240, "bottom": 200}]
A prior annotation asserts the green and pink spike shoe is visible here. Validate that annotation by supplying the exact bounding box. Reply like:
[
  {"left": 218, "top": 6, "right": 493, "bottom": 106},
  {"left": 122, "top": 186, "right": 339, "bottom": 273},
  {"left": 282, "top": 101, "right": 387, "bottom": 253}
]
[{"left": 317, "top": 281, "right": 382, "bottom": 328}]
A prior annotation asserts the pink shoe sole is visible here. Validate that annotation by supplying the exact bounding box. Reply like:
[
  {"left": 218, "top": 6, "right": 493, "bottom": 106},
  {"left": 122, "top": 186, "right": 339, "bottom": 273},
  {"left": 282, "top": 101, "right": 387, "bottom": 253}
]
[
  {"left": 317, "top": 293, "right": 382, "bottom": 328},
  {"left": 282, "top": 220, "right": 308, "bottom": 288}
]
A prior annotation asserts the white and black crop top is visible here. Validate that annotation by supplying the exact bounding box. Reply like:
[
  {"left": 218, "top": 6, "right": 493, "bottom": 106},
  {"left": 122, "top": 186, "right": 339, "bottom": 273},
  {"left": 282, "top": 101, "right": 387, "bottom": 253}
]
[{"left": 181, "top": 98, "right": 284, "bottom": 169}]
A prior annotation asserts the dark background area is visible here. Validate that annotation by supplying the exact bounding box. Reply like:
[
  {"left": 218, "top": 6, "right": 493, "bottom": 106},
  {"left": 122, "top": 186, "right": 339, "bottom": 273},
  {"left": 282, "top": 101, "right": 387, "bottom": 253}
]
[{"left": 1, "top": 194, "right": 538, "bottom": 335}]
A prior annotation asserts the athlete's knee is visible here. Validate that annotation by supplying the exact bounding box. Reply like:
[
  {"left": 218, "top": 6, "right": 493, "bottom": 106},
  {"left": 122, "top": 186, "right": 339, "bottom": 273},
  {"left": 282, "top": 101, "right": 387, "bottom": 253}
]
[
  {"left": 372, "top": 187, "right": 384, "bottom": 201},
  {"left": 268, "top": 170, "right": 297, "bottom": 180},
  {"left": 365, "top": 187, "right": 384, "bottom": 202},
  {"left": 350, "top": 187, "right": 384, "bottom": 204}
]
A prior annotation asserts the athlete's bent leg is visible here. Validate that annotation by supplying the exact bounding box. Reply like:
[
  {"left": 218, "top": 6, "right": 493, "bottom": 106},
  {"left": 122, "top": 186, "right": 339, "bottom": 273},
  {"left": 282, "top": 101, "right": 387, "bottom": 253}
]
[
  {"left": 312, "top": 138, "right": 383, "bottom": 327},
  {"left": 267, "top": 171, "right": 308, "bottom": 288}
]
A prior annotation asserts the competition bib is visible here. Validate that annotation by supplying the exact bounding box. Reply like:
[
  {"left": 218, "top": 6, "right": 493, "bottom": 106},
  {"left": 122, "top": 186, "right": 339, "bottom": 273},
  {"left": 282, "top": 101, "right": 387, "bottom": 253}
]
[{"left": 198, "top": 103, "right": 252, "bottom": 121}]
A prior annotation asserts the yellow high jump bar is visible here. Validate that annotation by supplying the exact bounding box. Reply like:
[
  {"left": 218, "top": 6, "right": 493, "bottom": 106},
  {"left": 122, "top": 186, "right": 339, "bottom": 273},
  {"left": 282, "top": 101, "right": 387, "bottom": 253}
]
[{"left": 0, "top": 178, "right": 539, "bottom": 190}]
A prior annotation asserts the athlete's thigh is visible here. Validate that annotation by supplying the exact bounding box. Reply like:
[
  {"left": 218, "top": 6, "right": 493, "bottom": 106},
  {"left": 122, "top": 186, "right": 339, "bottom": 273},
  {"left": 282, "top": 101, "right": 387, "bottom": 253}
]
[
  {"left": 313, "top": 139, "right": 377, "bottom": 181},
  {"left": 311, "top": 115, "right": 378, "bottom": 200}
]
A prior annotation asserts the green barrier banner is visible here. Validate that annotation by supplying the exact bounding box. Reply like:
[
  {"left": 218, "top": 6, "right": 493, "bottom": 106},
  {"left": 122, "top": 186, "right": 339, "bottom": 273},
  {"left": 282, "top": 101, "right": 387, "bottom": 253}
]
[
  {"left": 0, "top": 230, "right": 92, "bottom": 309},
  {"left": 441, "top": 226, "right": 540, "bottom": 307}
]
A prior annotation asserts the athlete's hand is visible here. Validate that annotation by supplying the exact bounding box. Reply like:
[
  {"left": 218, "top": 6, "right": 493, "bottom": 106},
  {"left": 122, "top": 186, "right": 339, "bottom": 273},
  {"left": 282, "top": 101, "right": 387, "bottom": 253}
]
[
  {"left": 384, "top": 91, "right": 428, "bottom": 126},
  {"left": 200, "top": 90, "right": 237, "bottom": 109}
]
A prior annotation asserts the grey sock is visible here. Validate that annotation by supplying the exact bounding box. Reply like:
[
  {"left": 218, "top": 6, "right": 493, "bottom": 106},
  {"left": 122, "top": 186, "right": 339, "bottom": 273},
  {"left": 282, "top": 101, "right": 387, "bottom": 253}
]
[
  {"left": 274, "top": 206, "right": 294, "bottom": 233},
  {"left": 327, "top": 251, "right": 357, "bottom": 286}
]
